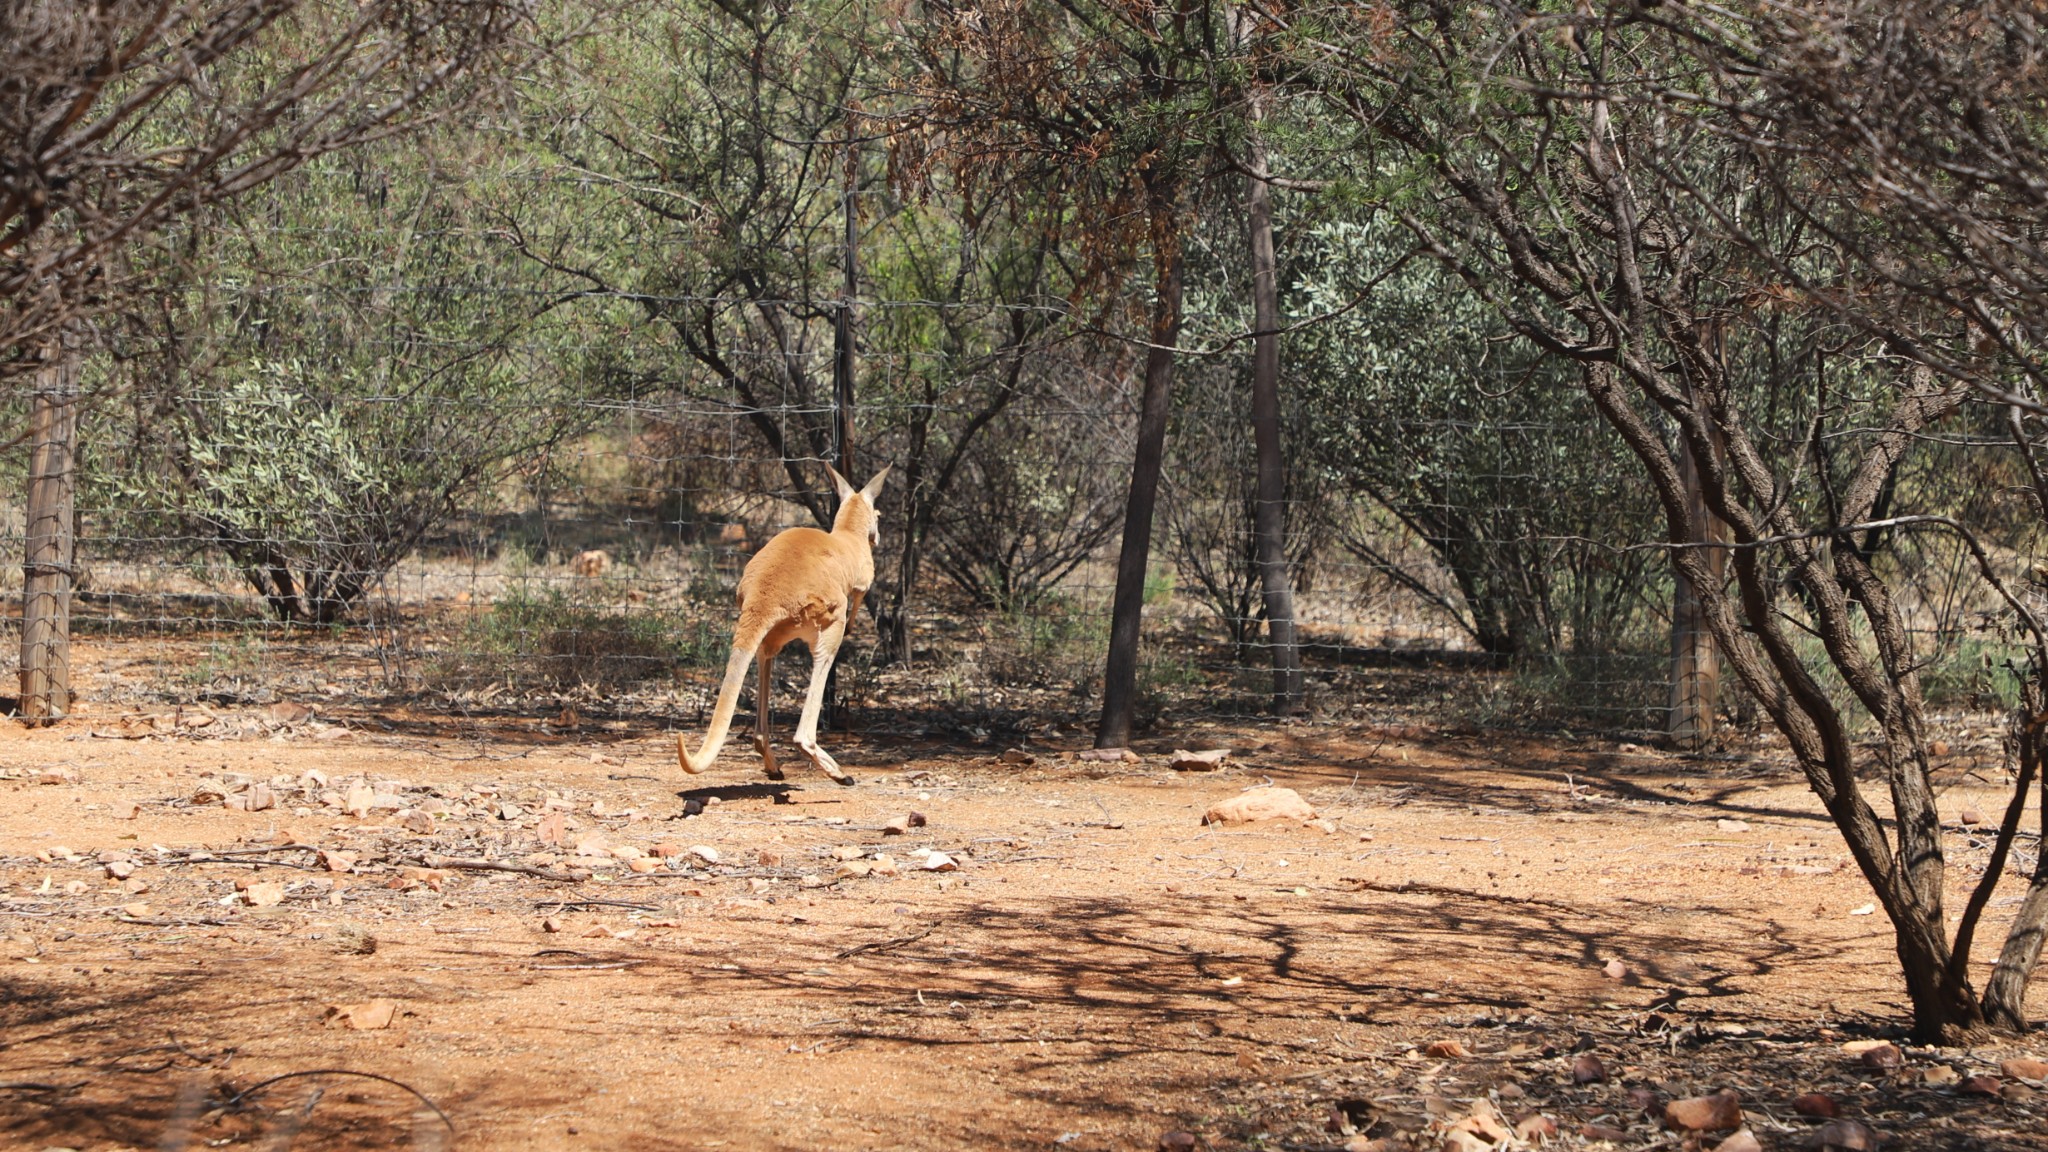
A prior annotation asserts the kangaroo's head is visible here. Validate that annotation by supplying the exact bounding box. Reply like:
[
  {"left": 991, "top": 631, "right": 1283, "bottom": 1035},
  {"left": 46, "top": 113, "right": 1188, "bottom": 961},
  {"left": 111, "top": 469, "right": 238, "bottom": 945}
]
[{"left": 826, "top": 464, "right": 891, "bottom": 549}]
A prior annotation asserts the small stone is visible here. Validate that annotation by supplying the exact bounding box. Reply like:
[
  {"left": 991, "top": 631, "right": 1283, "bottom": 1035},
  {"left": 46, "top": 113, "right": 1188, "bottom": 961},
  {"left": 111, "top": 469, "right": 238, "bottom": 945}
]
[
  {"left": 1857, "top": 1042, "right": 1904, "bottom": 1072},
  {"left": 1809, "top": 1119, "right": 1881, "bottom": 1151},
  {"left": 1158, "top": 1134, "right": 1199, "bottom": 1152},
  {"left": 757, "top": 849, "right": 784, "bottom": 868},
  {"left": 1571, "top": 1052, "right": 1608, "bottom": 1083},
  {"left": 225, "top": 783, "right": 276, "bottom": 813},
  {"left": 1601, "top": 958, "right": 1628, "bottom": 980},
  {"left": 836, "top": 860, "right": 874, "bottom": 879},
  {"left": 121, "top": 902, "right": 152, "bottom": 918},
  {"left": 628, "top": 858, "right": 662, "bottom": 874},
  {"left": 1792, "top": 1093, "right": 1841, "bottom": 1118},
  {"left": 1513, "top": 1115, "right": 1557, "bottom": 1141},
  {"left": 1171, "top": 748, "right": 1231, "bottom": 771},
  {"left": 883, "top": 815, "right": 912, "bottom": 836},
  {"left": 1424, "top": 1039, "right": 1469, "bottom": 1059},
  {"left": 831, "top": 846, "right": 866, "bottom": 861},
  {"left": 541, "top": 916, "right": 565, "bottom": 933},
  {"left": 111, "top": 801, "right": 140, "bottom": 820},
  {"left": 1713, "top": 1130, "right": 1763, "bottom": 1152},
  {"left": 608, "top": 844, "right": 648, "bottom": 861},
  {"left": 919, "top": 852, "right": 958, "bottom": 872},
  {"left": 240, "top": 880, "right": 287, "bottom": 908},
  {"left": 1957, "top": 806, "right": 1982, "bottom": 825},
  {"left": 1716, "top": 818, "right": 1750, "bottom": 833},
  {"left": 328, "top": 999, "right": 397, "bottom": 1030},
  {"left": 1627, "top": 1086, "right": 1660, "bottom": 1113},
  {"left": 398, "top": 810, "right": 435, "bottom": 834},
  {"left": 1919, "top": 1064, "right": 1959, "bottom": 1086},
  {"left": 1201, "top": 786, "right": 1316, "bottom": 825},
  {"left": 1000, "top": 748, "right": 1036, "bottom": 765},
  {"left": 1931, "top": 740, "right": 1953, "bottom": 757},
  {"left": 2000, "top": 1056, "right": 2048, "bottom": 1082},
  {"left": 688, "top": 845, "right": 721, "bottom": 865},
  {"left": 871, "top": 854, "right": 899, "bottom": 877},
  {"left": 497, "top": 802, "right": 523, "bottom": 821},
  {"left": 1958, "top": 1074, "right": 2002, "bottom": 1097},
  {"left": 1580, "top": 1127, "right": 1631, "bottom": 1144},
  {"left": 1664, "top": 1089, "right": 1742, "bottom": 1132},
  {"left": 103, "top": 861, "right": 135, "bottom": 881}
]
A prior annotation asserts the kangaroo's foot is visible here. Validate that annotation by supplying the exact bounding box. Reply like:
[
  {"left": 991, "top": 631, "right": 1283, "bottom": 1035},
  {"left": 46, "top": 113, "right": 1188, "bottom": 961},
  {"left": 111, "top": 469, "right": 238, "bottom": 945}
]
[
  {"left": 795, "top": 738, "right": 854, "bottom": 786},
  {"left": 755, "top": 734, "right": 783, "bottom": 781}
]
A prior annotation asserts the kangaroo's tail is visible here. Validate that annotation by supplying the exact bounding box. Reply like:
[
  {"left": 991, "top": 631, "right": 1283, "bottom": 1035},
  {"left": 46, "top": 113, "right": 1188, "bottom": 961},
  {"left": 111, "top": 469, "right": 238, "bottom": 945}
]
[{"left": 680, "top": 629, "right": 762, "bottom": 774}]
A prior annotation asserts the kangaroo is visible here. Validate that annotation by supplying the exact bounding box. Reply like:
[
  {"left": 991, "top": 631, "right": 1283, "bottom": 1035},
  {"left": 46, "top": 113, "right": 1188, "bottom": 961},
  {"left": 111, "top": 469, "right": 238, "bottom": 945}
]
[{"left": 679, "top": 465, "right": 889, "bottom": 785}]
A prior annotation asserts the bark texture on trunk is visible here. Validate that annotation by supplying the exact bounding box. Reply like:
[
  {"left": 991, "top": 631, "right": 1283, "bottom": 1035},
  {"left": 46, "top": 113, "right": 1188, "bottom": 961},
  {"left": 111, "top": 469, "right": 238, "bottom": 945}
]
[
  {"left": 1245, "top": 135, "right": 1304, "bottom": 715},
  {"left": 1097, "top": 194, "right": 1184, "bottom": 749},
  {"left": 20, "top": 340, "right": 80, "bottom": 726}
]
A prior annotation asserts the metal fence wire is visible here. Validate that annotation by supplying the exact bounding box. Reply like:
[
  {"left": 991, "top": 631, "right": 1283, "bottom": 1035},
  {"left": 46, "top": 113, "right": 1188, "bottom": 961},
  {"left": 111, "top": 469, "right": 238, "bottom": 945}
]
[{"left": 0, "top": 259, "right": 2022, "bottom": 747}]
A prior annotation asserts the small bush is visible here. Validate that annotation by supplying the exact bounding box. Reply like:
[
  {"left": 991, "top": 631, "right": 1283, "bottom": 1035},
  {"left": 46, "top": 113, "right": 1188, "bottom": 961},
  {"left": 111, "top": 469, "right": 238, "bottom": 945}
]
[{"left": 439, "top": 587, "right": 723, "bottom": 692}]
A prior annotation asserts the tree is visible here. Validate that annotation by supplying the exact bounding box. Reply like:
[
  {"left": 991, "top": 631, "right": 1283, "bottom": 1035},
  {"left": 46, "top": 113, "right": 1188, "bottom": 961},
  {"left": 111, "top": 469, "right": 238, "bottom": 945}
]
[
  {"left": 1304, "top": 0, "right": 2048, "bottom": 1040},
  {"left": 0, "top": 0, "right": 531, "bottom": 373},
  {"left": 896, "top": 0, "right": 1234, "bottom": 747}
]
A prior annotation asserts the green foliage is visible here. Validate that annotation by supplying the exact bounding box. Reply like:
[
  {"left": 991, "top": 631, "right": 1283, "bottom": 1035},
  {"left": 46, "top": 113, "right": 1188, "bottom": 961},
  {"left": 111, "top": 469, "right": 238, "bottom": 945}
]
[{"left": 442, "top": 585, "right": 723, "bottom": 691}]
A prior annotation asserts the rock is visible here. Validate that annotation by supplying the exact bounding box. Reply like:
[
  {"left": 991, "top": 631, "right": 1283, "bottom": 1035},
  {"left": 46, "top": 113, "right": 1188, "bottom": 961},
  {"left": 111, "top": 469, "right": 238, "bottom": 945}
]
[
  {"left": 1857, "top": 1042, "right": 1904, "bottom": 1072},
  {"left": 1445, "top": 1100, "right": 1508, "bottom": 1143},
  {"left": 398, "top": 810, "right": 435, "bottom": 834},
  {"left": 1931, "top": 740, "right": 1952, "bottom": 757},
  {"left": 1958, "top": 1074, "right": 2002, "bottom": 1097},
  {"left": 1171, "top": 749, "right": 1231, "bottom": 771},
  {"left": 908, "top": 811, "right": 928, "bottom": 827},
  {"left": 919, "top": 852, "right": 958, "bottom": 872},
  {"left": 240, "top": 880, "right": 287, "bottom": 908},
  {"left": 836, "top": 860, "right": 874, "bottom": 879},
  {"left": 541, "top": 916, "right": 565, "bottom": 933},
  {"left": 1714, "top": 1130, "right": 1764, "bottom": 1152},
  {"left": 328, "top": 999, "right": 397, "bottom": 1030},
  {"left": 688, "top": 845, "right": 721, "bottom": 865},
  {"left": 1579, "top": 1125, "right": 1631, "bottom": 1143},
  {"left": 999, "top": 747, "right": 1037, "bottom": 765},
  {"left": 1918, "top": 1064, "right": 1958, "bottom": 1086},
  {"left": 1627, "top": 1086, "right": 1660, "bottom": 1113},
  {"left": 121, "top": 902, "right": 152, "bottom": 918},
  {"left": 1601, "top": 958, "right": 1628, "bottom": 980},
  {"left": 2002, "top": 1082, "right": 2036, "bottom": 1103},
  {"left": 1716, "top": 818, "right": 1751, "bottom": 832},
  {"left": 651, "top": 842, "right": 684, "bottom": 858},
  {"left": 1439, "top": 1132, "right": 1490, "bottom": 1152},
  {"left": 2001, "top": 1056, "right": 2048, "bottom": 1082},
  {"left": 757, "top": 849, "right": 784, "bottom": 868},
  {"left": 266, "top": 701, "right": 314, "bottom": 726},
  {"left": 1957, "top": 806, "right": 1982, "bottom": 825},
  {"left": 831, "top": 846, "right": 866, "bottom": 861},
  {"left": 608, "top": 844, "right": 648, "bottom": 861},
  {"left": 103, "top": 861, "right": 135, "bottom": 881},
  {"left": 319, "top": 850, "right": 358, "bottom": 873},
  {"left": 1664, "top": 1090, "right": 1742, "bottom": 1132},
  {"left": 628, "top": 858, "right": 663, "bottom": 874},
  {"left": 1158, "top": 1134, "right": 1199, "bottom": 1152},
  {"left": 111, "top": 800, "right": 140, "bottom": 820},
  {"left": 1513, "top": 1115, "right": 1557, "bottom": 1141},
  {"left": 1201, "top": 787, "right": 1316, "bottom": 825},
  {"left": 537, "top": 811, "right": 568, "bottom": 846},
  {"left": 496, "top": 802, "right": 523, "bottom": 821},
  {"left": 871, "top": 855, "right": 899, "bottom": 877},
  {"left": 225, "top": 783, "right": 276, "bottom": 812},
  {"left": 1792, "top": 1093, "right": 1841, "bottom": 1118},
  {"left": 1424, "top": 1039, "right": 1470, "bottom": 1059},
  {"left": 1809, "top": 1119, "right": 1881, "bottom": 1150},
  {"left": 1571, "top": 1052, "right": 1608, "bottom": 1083},
  {"left": 883, "top": 815, "right": 912, "bottom": 835},
  {"left": 1078, "top": 748, "right": 1139, "bottom": 762}
]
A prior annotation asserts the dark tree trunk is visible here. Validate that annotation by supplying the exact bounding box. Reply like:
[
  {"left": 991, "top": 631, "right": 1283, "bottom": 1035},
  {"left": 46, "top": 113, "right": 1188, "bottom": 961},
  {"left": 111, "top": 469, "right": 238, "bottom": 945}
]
[
  {"left": 1245, "top": 134, "right": 1304, "bottom": 715},
  {"left": 1097, "top": 188, "right": 1185, "bottom": 749}
]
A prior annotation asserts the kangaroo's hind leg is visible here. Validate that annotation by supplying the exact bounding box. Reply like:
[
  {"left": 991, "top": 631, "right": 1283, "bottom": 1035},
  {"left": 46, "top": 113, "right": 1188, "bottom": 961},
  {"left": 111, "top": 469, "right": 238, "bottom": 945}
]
[
  {"left": 754, "top": 649, "right": 781, "bottom": 780},
  {"left": 791, "top": 617, "right": 853, "bottom": 786}
]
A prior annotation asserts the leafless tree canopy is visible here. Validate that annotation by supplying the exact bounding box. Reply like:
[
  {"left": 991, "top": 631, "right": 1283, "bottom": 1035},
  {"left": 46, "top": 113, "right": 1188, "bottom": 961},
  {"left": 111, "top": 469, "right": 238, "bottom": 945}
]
[{"left": 0, "top": 0, "right": 530, "bottom": 375}]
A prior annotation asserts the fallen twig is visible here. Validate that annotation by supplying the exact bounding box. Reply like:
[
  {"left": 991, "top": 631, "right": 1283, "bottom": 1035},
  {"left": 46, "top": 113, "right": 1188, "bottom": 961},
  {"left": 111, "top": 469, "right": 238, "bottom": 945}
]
[
  {"left": 536, "top": 899, "right": 663, "bottom": 912},
  {"left": 227, "top": 1070, "right": 453, "bottom": 1136},
  {"left": 417, "top": 854, "right": 588, "bottom": 882}
]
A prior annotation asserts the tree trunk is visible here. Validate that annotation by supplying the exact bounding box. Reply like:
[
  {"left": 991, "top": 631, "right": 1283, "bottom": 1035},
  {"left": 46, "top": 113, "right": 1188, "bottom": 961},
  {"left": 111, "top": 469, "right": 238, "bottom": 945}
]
[
  {"left": 1097, "top": 196, "right": 1185, "bottom": 749},
  {"left": 1245, "top": 132, "right": 1304, "bottom": 715},
  {"left": 826, "top": 142, "right": 859, "bottom": 724},
  {"left": 19, "top": 339, "right": 81, "bottom": 725},
  {"left": 1668, "top": 426, "right": 1727, "bottom": 749}
]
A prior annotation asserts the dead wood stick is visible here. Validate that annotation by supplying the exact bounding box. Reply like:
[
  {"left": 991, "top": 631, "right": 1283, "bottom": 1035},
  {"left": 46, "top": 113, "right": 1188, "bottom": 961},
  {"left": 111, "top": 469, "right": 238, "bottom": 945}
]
[
  {"left": 417, "top": 854, "right": 588, "bottom": 883},
  {"left": 835, "top": 928, "right": 932, "bottom": 959}
]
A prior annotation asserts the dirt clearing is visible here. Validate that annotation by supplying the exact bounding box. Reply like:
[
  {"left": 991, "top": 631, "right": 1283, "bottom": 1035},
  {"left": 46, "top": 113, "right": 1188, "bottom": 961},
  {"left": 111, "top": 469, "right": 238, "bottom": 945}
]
[{"left": 2, "top": 710, "right": 2044, "bottom": 1151}]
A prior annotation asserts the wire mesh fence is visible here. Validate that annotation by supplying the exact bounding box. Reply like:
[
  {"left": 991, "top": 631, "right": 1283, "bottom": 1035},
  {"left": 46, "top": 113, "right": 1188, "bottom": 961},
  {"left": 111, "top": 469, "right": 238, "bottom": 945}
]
[{"left": 0, "top": 256, "right": 2028, "bottom": 747}]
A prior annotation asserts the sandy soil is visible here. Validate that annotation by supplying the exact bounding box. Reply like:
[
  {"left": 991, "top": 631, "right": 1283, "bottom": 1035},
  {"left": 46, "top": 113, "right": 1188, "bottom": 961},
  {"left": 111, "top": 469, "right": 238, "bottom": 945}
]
[{"left": 1, "top": 699, "right": 2044, "bottom": 1151}]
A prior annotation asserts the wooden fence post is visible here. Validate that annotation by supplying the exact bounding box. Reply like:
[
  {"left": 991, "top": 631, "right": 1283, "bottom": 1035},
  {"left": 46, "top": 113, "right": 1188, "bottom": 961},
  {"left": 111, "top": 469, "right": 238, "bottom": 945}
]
[{"left": 20, "top": 337, "right": 80, "bottom": 725}]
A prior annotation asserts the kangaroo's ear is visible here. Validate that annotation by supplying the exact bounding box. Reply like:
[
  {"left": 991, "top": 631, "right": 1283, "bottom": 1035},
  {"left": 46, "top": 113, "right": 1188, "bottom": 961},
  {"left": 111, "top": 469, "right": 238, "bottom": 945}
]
[
  {"left": 860, "top": 465, "right": 891, "bottom": 503},
  {"left": 825, "top": 463, "right": 855, "bottom": 503}
]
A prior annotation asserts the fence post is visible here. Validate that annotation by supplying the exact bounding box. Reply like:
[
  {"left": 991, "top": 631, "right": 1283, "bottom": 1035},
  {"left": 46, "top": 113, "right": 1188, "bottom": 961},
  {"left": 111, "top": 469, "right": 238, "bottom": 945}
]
[
  {"left": 20, "top": 334, "right": 81, "bottom": 725},
  {"left": 1669, "top": 376, "right": 1728, "bottom": 749}
]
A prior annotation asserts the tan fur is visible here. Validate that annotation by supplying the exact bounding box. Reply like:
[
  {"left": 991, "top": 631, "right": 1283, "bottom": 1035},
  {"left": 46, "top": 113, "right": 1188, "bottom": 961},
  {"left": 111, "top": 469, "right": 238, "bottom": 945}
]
[{"left": 678, "top": 465, "right": 889, "bottom": 784}]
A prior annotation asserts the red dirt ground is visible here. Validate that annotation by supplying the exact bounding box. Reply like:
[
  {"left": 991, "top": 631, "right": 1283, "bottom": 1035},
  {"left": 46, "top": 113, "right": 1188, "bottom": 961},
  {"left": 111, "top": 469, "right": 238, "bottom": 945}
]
[{"left": 2, "top": 695, "right": 2044, "bottom": 1151}]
